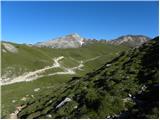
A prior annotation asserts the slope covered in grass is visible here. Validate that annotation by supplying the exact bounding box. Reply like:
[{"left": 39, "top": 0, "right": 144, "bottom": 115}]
[
  {"left": 1, "top": 41, "right": 129, "bottom": 118},
  {"left": 2, "top": 41, "right": 128, "bottom": 79},
  {"left": 17, "top": 37, "right": 159, "bottom": 119}
]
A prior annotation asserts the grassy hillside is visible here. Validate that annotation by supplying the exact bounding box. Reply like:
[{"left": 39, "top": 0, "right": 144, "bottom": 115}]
[
  {"left": 2, "top": 42, "right": 128, "bottom": 78},
  {"left": 16, "top": 37, "right": 158, "bottom": 119},
  {"left": 1, "top": 41, "right": 129, "bottom": 118}
]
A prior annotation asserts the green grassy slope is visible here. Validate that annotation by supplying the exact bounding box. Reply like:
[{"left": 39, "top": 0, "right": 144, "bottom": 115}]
[
  {"left": 17, "top": 37, "right": 158, "bottom": 119},
  {"left": 1, "top": 41, "right": 129, "bottom": 118},
  {"left": 2, "top": 42, "right": 128, "bottom": 77}
]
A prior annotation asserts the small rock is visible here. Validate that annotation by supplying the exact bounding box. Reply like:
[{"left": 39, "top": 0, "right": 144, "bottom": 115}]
[
  {"left": 26, "top": 95, "right": 29, "bottom": 97},
  {"left": 126, "top": 76, "right": 130, "bottom": 79},
  {"left": 34, "top": 88, "right": 40, "bottom": 92},
  {"left": 141, "top": 85, "right": 147, "bottom": 91},
  {"left": 56, "top": 97, "right": 72, "bottom": 109},
  {"left": 10, "top": 113, "right": 17, "bottom": 119},
  {"left": 21, "top": 97, "right": 27, "bottom": 101},
  {"left": 12, "top": 100, "right": 16, "bottom": 103},
  {"left": 128, "top": 93, "right": 132, "bottom": 97},
  {"left": 106, "top": 64, "right": 111, "bottom": 67},
  {"left": 47, "top": 114, "right": 52, "bottom": 118},
  {"left": 74, "top": 105, "right": 78, "bottom": 109},
  {"left": 16, "top": 105, "right": 26, "bottom": 111},
  {"left": 31, "top": 95, "right": 34, "bottom": 98}
]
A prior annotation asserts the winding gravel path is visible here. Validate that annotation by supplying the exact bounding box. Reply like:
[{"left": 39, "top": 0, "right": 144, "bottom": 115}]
[{"left": 1, "top": 56, "right": 84, "bottom": 85}]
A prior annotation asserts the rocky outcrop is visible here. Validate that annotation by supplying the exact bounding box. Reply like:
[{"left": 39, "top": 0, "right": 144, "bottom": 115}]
[{"left": 2, "top": 43, "right": 18, "bottom": 53}]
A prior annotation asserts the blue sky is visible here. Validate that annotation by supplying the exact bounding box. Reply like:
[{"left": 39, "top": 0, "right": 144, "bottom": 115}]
[{"left": 2, "top": 1, "right": 159, "bottom": 44}]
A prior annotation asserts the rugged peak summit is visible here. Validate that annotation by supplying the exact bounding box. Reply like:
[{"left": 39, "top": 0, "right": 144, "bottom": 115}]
[
  {"left": 36, "top": 33, "right": 84, "bottom": 48},
  {"left": 67, "top": 33, "right": 80, "bottom": 38},
  {"left": 108, "top": 35, "right": 150, "bottom": 47},
  {"left": 60, "top": 33, "right": 81, "bottom": 41}
]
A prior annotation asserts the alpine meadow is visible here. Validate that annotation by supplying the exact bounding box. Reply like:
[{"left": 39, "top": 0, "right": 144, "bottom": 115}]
[{"left": 1, "top": 1, "right": 159, "bottom": 119}]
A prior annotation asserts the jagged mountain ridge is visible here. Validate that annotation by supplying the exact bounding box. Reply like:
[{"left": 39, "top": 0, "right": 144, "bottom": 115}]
[
  {"left": 107, "top": 35, "right": 150, "bottom": 47},
  {"left": 35, "top": 34, "right": 150, "bottom": 48},
  {"left": 17, "top": 37, "right": 158, "bottom": 119}
]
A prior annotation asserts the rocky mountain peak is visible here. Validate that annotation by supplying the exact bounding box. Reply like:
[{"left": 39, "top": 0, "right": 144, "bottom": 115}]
[
  {"left": 67, "top": 33, "right": 81, "bottom": 38},
  {"left": 60, "top": 33, "right": 83, "bottom": 43},
  {"left": 35, "top": 33, "right": 84, "bottom": 48},
  {"left": 108, "top": 35, "right": 150, "bottom": 47}
]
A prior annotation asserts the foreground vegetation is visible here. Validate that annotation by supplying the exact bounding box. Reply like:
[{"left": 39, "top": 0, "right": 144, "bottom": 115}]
[
  {"left": 1, "top": 42, "right": 128, "bottom": 118},
  {"left": 15, "top": 37, "right": 158, "bottom": 119}
]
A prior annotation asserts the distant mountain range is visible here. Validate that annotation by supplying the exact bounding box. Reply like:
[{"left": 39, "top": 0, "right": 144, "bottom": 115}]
[{"left": 35, "top": 33, "right": 150, "bottom": 48}]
